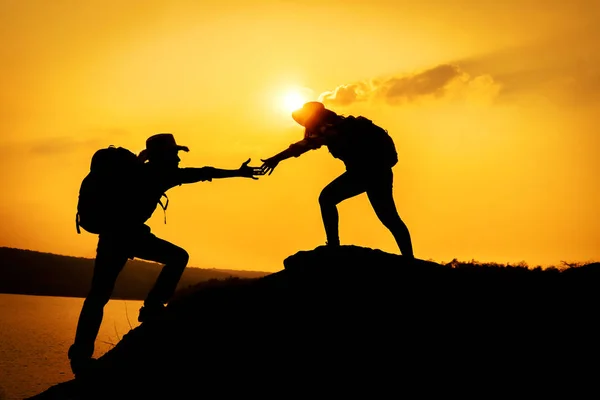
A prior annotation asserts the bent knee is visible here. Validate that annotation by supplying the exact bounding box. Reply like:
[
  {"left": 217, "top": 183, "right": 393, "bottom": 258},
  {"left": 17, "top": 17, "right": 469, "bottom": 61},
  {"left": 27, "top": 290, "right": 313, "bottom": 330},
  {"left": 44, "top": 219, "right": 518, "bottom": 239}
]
[
  {"left": 319, "top": 189, "right": 336, "bottom": 206},
  {"left": 173, "top": 248, "right": 189, "bottom": 266}
]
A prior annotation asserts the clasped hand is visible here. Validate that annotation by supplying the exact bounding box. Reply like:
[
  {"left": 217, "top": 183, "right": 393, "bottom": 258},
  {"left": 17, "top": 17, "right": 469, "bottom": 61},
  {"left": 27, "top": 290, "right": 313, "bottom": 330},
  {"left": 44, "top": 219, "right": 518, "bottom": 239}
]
[
  {"left": 237, "top": 157, "right": 279, "bottom": 178},
  {"left": 238, "top": 158, "right": 267, "bottom": 179},
  {"left": 259, "top": 157, "right": 279, "bottom": 175}
]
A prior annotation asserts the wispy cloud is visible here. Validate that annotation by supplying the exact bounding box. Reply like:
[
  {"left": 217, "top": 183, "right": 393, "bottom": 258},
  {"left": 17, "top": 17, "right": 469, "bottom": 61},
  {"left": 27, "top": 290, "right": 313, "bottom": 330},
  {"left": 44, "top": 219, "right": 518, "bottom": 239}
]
[
  {"left": 29, "top": 129, "right": 131, "bottom": 156},
  {"left": 319, "top": 64, "right": 500, "bottom": 107},
  {"left": 319, "top": 22, "right": 600, "bottom": 110},
  {"left": 450, "top": 25, "right": 600, "bottom": 106}
]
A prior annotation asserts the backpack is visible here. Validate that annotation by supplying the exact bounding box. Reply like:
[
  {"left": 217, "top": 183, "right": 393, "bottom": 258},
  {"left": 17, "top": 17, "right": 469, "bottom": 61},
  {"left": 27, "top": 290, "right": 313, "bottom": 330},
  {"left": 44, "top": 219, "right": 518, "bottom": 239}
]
[
  {"left": 75, "top": 146, "right": 168, "bottom": 235},
  {"left": 356, "top": 116, "right": 398, "bottom": 168},
  {"left": 328, "top": 116, "right": 398, "bottom": 169}
]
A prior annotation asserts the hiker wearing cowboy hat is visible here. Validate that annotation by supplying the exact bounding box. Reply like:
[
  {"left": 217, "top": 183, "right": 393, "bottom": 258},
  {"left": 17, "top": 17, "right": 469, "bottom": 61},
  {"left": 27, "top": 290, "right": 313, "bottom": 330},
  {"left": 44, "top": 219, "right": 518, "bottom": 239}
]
[
  {"left": 68, "top": 133, "right": 262, "bottom": 377},
  {"left": 260, "top": 102, "right": 414, "bottom": 258}
]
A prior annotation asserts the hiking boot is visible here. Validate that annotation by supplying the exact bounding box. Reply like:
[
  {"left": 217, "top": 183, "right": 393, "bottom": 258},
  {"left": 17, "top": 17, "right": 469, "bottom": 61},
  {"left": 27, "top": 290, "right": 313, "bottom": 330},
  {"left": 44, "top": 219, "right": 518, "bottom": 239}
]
[
  {"left": 138, "top": 304, "right": 166, "bottom": 323},
  {"left": 68, "top": 344, "right": 96, "bottom": 378},
  {"left": 69, "top": 356, "right": 98, "bottom": 379}
]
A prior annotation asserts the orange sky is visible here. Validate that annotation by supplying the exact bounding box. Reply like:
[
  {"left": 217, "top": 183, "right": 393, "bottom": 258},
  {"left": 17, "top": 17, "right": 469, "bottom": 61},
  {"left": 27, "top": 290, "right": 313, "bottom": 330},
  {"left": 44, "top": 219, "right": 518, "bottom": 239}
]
[{"left": 1, "top": 0, "right": 598, "bottom": 272}]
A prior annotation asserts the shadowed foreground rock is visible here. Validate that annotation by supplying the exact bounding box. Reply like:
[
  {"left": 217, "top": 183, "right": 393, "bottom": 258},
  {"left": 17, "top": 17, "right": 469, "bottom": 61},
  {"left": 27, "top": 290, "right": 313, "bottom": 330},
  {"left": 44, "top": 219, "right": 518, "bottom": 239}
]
[{"left": 28, "top": 246, "right": 599, "bottom": 398}]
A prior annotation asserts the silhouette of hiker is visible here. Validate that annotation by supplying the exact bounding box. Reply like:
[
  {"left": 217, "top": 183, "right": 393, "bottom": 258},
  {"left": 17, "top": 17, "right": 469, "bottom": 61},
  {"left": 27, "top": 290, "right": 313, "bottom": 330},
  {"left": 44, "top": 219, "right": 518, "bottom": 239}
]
[
  {"left": 260, "top": 102, "right": 414, "bottom": 258},
  {"left": 68, "top": 133, "right": 262, "bottom": 377}
]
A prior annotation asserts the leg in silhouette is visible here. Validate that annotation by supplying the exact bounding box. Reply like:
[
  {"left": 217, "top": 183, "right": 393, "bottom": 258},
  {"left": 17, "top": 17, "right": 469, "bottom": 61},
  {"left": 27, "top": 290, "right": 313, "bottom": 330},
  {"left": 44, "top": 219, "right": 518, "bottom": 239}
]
[
  {"left": 132, "top": 233, "right": 189, "bottom": 321},
  {"left": 318, "top": 171, "right": 367, "bottom": 246},
  {"left": 69, "top": 234, "right": 128, "bottom": 365},
  {"left": 366, "top": 169, "right": 414, "bottom": 258}
]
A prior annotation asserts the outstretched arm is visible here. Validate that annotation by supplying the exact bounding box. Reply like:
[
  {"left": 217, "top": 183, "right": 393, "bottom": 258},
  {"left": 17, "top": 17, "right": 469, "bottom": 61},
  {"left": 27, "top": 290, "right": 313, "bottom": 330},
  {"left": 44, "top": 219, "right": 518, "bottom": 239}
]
[
  {"left": 179, "top": 158, "right": 262, "bottom": 184},
  {"left": 260, "top": 137, "right": 325, "bottom": 175}
]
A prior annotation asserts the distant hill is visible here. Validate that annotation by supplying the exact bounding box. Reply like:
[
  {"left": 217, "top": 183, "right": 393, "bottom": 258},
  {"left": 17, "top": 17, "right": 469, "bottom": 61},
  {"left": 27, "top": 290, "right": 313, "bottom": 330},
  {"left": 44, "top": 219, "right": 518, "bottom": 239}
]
[
  {"left": 26, "top": 245, "right": 600, "bottom": 398},
  {"left": 0, "top": 247, "right": 270, "bottom": 300}
]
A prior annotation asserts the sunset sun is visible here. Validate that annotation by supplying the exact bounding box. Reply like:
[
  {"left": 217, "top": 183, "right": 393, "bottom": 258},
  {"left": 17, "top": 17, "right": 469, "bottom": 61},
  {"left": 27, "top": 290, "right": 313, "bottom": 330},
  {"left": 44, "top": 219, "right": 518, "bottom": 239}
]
[{"left": 281, "top": 90, "right": 307, "bottom": 113}]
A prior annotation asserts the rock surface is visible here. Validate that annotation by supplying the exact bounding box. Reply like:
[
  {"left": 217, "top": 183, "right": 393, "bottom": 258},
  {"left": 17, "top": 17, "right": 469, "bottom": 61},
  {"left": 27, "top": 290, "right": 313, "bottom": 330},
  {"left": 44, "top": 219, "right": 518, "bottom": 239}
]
[{"left": 27, "top": 245, "right": 600, "bottom": 399}]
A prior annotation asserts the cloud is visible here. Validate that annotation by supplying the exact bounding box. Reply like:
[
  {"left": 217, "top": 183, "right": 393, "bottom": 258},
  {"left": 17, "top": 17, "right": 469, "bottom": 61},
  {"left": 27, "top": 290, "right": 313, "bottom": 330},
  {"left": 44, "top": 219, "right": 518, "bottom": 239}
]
[
  {"left": 28, "top": 129, "right": 131, "bottom": 156},
  {"left": 382, "top": 64, "right": 462, "bottom": 101},
  {"left": 450, "top": 24, "right": 600, "bottom": 106},
  {"left": 318, "top": 82, "right": 372, "bottom": 106},
  {"left": 319, "top": 64, "right": 500, "bottom": 107},
  {"left": 318, "top": 21, "right": 600, "bottom": 110},
  {"left": 30, "top": 136, "right": 90, "bottom": 155}
]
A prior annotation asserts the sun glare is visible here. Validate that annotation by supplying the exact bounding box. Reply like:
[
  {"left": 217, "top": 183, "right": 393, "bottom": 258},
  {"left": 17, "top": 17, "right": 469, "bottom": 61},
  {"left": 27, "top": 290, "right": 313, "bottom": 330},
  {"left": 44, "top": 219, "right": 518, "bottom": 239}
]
[{"left": 282, "top": 90, "right": 307, "bottom": 113}]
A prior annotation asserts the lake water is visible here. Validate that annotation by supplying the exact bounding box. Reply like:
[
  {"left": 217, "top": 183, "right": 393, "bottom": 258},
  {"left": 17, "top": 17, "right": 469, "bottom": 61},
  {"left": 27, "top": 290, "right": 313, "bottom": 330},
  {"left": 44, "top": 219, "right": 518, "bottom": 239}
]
[{"left": 0, "top": 293, "right": 143, "bottom": 400}]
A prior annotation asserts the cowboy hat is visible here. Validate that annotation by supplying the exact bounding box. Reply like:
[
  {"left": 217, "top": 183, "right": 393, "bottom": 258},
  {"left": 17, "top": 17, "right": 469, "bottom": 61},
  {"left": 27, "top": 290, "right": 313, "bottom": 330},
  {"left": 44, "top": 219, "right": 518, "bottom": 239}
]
[
  {"left": 292, "top": 102, "right": 336, "bottom": 128},
  {"left": 138, "top": 133, "right": 189, "bottom": 162}
]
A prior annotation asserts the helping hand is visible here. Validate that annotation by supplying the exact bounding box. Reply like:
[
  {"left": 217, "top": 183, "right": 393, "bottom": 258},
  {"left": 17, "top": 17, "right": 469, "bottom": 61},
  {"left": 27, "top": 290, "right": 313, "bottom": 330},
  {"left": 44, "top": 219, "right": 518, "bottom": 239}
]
[
  {"left": 239, "top": 158, "right": 264, "bottom": 179},
  {"left": 260, "top": 157, "right": 279, "bottom": 175}
]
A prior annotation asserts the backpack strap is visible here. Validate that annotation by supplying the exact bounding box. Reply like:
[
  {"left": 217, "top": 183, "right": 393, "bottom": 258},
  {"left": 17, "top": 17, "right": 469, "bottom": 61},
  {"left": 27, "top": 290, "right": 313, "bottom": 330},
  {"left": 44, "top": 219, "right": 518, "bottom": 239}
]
[
  {"left": 158, "top": 193, "right": 169, "bottom": 224},
  {"left": 75, "top": 212, "right": 81, "bottom": 234}
]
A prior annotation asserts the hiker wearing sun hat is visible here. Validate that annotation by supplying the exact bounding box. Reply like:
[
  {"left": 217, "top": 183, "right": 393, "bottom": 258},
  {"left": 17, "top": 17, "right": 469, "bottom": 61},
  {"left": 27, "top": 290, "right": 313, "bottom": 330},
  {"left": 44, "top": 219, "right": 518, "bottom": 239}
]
[
  {"left": 137, "top": 133, "right": 190, "bottom": 162},
  {"left": 68, "top": 132, "right": 262, "bottom": 378},
  {"left": 260, "top": 102, "right": 414, "bottom": 259}
]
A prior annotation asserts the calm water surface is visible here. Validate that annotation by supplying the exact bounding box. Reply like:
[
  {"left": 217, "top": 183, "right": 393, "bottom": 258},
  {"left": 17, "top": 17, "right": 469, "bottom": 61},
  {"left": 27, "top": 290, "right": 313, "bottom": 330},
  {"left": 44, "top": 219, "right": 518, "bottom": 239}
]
[{"left": 0, "top": 293, "right": 142, "bottom": 400}]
